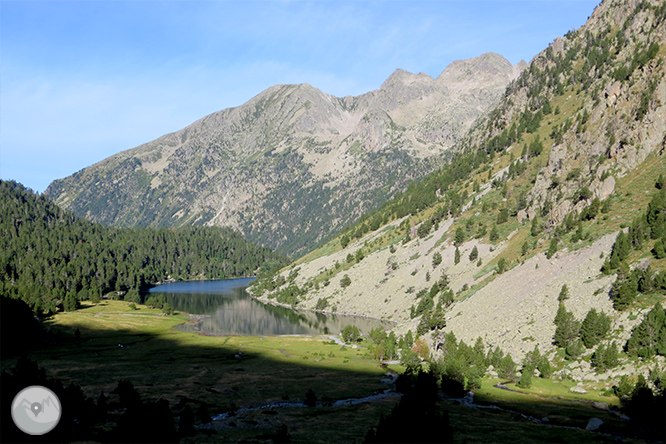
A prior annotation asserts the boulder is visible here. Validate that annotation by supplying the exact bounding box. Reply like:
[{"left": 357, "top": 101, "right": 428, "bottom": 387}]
[
  {"left": 585, "top": 417, "right": 603, "bottom": 431},
  {"left": 592, "top": 401, "right": 609, "bottom": 411},
  {"left": 570, "top": 385, "right": 587, "bottom": 394}
]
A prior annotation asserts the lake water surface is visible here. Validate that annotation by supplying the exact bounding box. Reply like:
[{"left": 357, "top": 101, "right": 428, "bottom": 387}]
[{"left": 148, "top": 278, "right": 392, "bottom": 336}]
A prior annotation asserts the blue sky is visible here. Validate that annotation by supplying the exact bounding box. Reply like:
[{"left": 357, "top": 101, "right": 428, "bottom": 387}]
[{"left": 1, "top": 0, "right": 599, "bottom": 193}]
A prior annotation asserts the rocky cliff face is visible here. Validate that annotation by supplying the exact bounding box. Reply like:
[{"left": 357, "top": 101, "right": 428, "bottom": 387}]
[{"left": 45, "top": 53, "right": 523, "bottom": 256}]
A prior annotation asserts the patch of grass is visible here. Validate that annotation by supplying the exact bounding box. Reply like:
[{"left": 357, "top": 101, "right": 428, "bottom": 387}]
[{"left": 473, "top": 377, "right": 632, "bottom": 436}]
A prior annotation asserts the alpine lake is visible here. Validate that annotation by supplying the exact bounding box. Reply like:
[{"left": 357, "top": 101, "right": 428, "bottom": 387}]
[{"left": 147, "top": 277, "right": 392, "bottom": 336}]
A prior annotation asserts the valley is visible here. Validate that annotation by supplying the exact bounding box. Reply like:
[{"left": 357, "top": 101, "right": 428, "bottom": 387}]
[
  {"left": 0, "top": 299, "right": 650, "bottom": 443},
  {"left": 3, "top": 0, "right": 666, "bottom": 442}
]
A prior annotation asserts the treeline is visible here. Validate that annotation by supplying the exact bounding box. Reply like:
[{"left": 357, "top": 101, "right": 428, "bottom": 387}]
[
  {"left": 554, "top": 299, "right": 666, "bottom": 367},
  {"left": 0, "top": 180, "right": 287, "bottom": 315}
]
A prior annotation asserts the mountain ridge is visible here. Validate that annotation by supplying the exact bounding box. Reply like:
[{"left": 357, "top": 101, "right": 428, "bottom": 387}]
[
  {"left": 45, "top": 53, "right": 524, "bottom": 256},
  {"left": 250, "top": 0, "right": 666, "bottom": 379}
]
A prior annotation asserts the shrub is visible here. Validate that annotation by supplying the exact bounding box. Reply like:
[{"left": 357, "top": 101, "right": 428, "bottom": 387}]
[
  {"left": 341, "top": 325, "right": 360, "bottom": 343},
  {"left": 315, "top": 298, "right": 328, "bottom": 310},
  {"left": 432, "top": 252, "right": 442, "bottom": 268},
  {"left": 304, "top": 388, "right": 317, "bottom": 407}
]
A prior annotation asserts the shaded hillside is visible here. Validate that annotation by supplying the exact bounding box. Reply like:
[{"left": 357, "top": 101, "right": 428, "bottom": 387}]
[
  {"left": 0, "top": 180, "right": 287, "bottom": 315},
  {"left": 45, "top": 53, "right": 524, "bottom": 257}
]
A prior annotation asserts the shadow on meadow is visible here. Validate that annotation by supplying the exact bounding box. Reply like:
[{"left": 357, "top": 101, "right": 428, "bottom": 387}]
[
  {"left": 0, "top": 301, "right": 398, "bottom": 443},
  {"left": 1, "top": 298, "right": 663, "bottom": 444}
]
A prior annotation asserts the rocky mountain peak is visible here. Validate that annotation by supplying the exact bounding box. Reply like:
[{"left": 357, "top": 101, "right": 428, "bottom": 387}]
[
  {"left": 380, "top": 69, "right": 434, "bottom": 90},
  {"left": 437, "top": 52, "right": 526, "bottom": 84},
  {"left": 45, "top": 52, "right": 521, "bottom": 256}
]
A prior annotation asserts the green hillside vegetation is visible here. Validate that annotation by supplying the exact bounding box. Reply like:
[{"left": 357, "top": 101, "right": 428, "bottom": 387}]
[
  {"left": 249, "top": 7, "right": 666, "bottom": 441},
  {"left": 0, "top": 180, "right": 287, "bottom": 315}
]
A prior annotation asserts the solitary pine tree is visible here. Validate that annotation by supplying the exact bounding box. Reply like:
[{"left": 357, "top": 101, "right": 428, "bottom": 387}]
[
  {"left": 554, "top": 303, "right": 581, "bottom": 348},
  {"left": 469, "top": 245, "right": 479, "bottom": 262},
  {"left": 580, "top": 308, "right": 612, "bottom": 348}
]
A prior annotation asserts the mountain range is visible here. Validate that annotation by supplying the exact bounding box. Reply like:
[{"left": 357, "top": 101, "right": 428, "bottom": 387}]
[
  {"left": 45, "top": 53, "right": 525, "bottom": 257},
  {"left": 40, "top": 0, "right": 666, "bottom": 386}
]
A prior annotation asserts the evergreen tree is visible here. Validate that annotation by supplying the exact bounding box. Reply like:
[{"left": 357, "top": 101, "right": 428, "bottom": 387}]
[
  {"left": 546, "top": 238, "right": 558, "bottom": 259},
  {"left": 646, "top": 188, "right": 666, "bottom": 239},
  {"left": 454, "top": 246, "right": 461, "bottom": 265},
  {"left": 497, "top": 355, "right": 517, "bottom": 380},
  {"left": 608, "top": 231, "right": 631, "bottom": 270},
  {"left": 497, "top": 208, "right": 509, "bottom": 224},
  {"left": 558, "top": 284, "right": 569, "bottom": 302},
  {"left": 517, "top": 367, "right": 533, "bottom": 388},
  {"left": 497, "top": 257, "right": 507, "bottom": 274},
  {"left": 653, "top": 238, "right": 666, "bottom": 259},
  {"left": 341, "top": 325, "right": 360, "bottom": 343},
  {"left": 611, "top": 264, "right": 639, "bottom": 310},
  {"left": 626, "top": 303, "right": 666, "bottom": 358},
  {"left": 469, "top": 245, "right": 479, "bottom": 262},
  {"left": 624, "top": 374, "right": 666, "bottom": 440},
  {"left": 178, "top": 405, "right": 195, "bottom": 437},
  {"left": 530, "top": 216, "right": 541, "bottom": 237},
  {"left": 365, "top": 371, "right": 453, "bottom": 444},
  {"left": 489, "top": 225, "right": 499, "bottom": 242},
  {"left": 454, "top": 227, "right": 465, "bottom": 246},
  {"left": 0, "top": 180, "right": 288, "bottom": 315},
  {"left": 565, "top": 339, "right": 585, "bottom": 360},
  {"left": 592, "top": 342, "right": 620, "bottom": 371},
  {"left": 580, "top": 308, "right": 612, "bottom": 348},
  {"left": 554, "top": 303, "right": 581, "bottom": 348}
]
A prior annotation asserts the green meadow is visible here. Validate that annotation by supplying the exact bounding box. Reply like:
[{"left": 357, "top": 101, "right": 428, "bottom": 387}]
[{"left": 1, "top": 300, "right": 647, "bottom": 443}]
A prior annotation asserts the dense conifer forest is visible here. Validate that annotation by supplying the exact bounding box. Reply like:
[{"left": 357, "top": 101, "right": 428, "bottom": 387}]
[{"left": 0, "top": 180, "right": 288, "bottom": 315}]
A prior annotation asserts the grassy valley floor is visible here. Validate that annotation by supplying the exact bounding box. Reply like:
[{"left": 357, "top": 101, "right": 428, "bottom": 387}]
[{"left": 0, "top": 300, "right": 650, "bottom": 443}]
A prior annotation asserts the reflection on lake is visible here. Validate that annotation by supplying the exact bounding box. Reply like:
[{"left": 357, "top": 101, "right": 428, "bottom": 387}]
[{"left": 148, "top": 278, "right": 392, "bottom": 336}]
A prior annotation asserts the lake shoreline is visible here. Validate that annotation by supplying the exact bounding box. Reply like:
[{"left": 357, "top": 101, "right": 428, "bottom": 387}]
[
  {"left": 150, "top": 278, "right": 393, "bottom": 336},
  {"left": 247, "top": 293, "right": 397, "bottom": 328}
]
